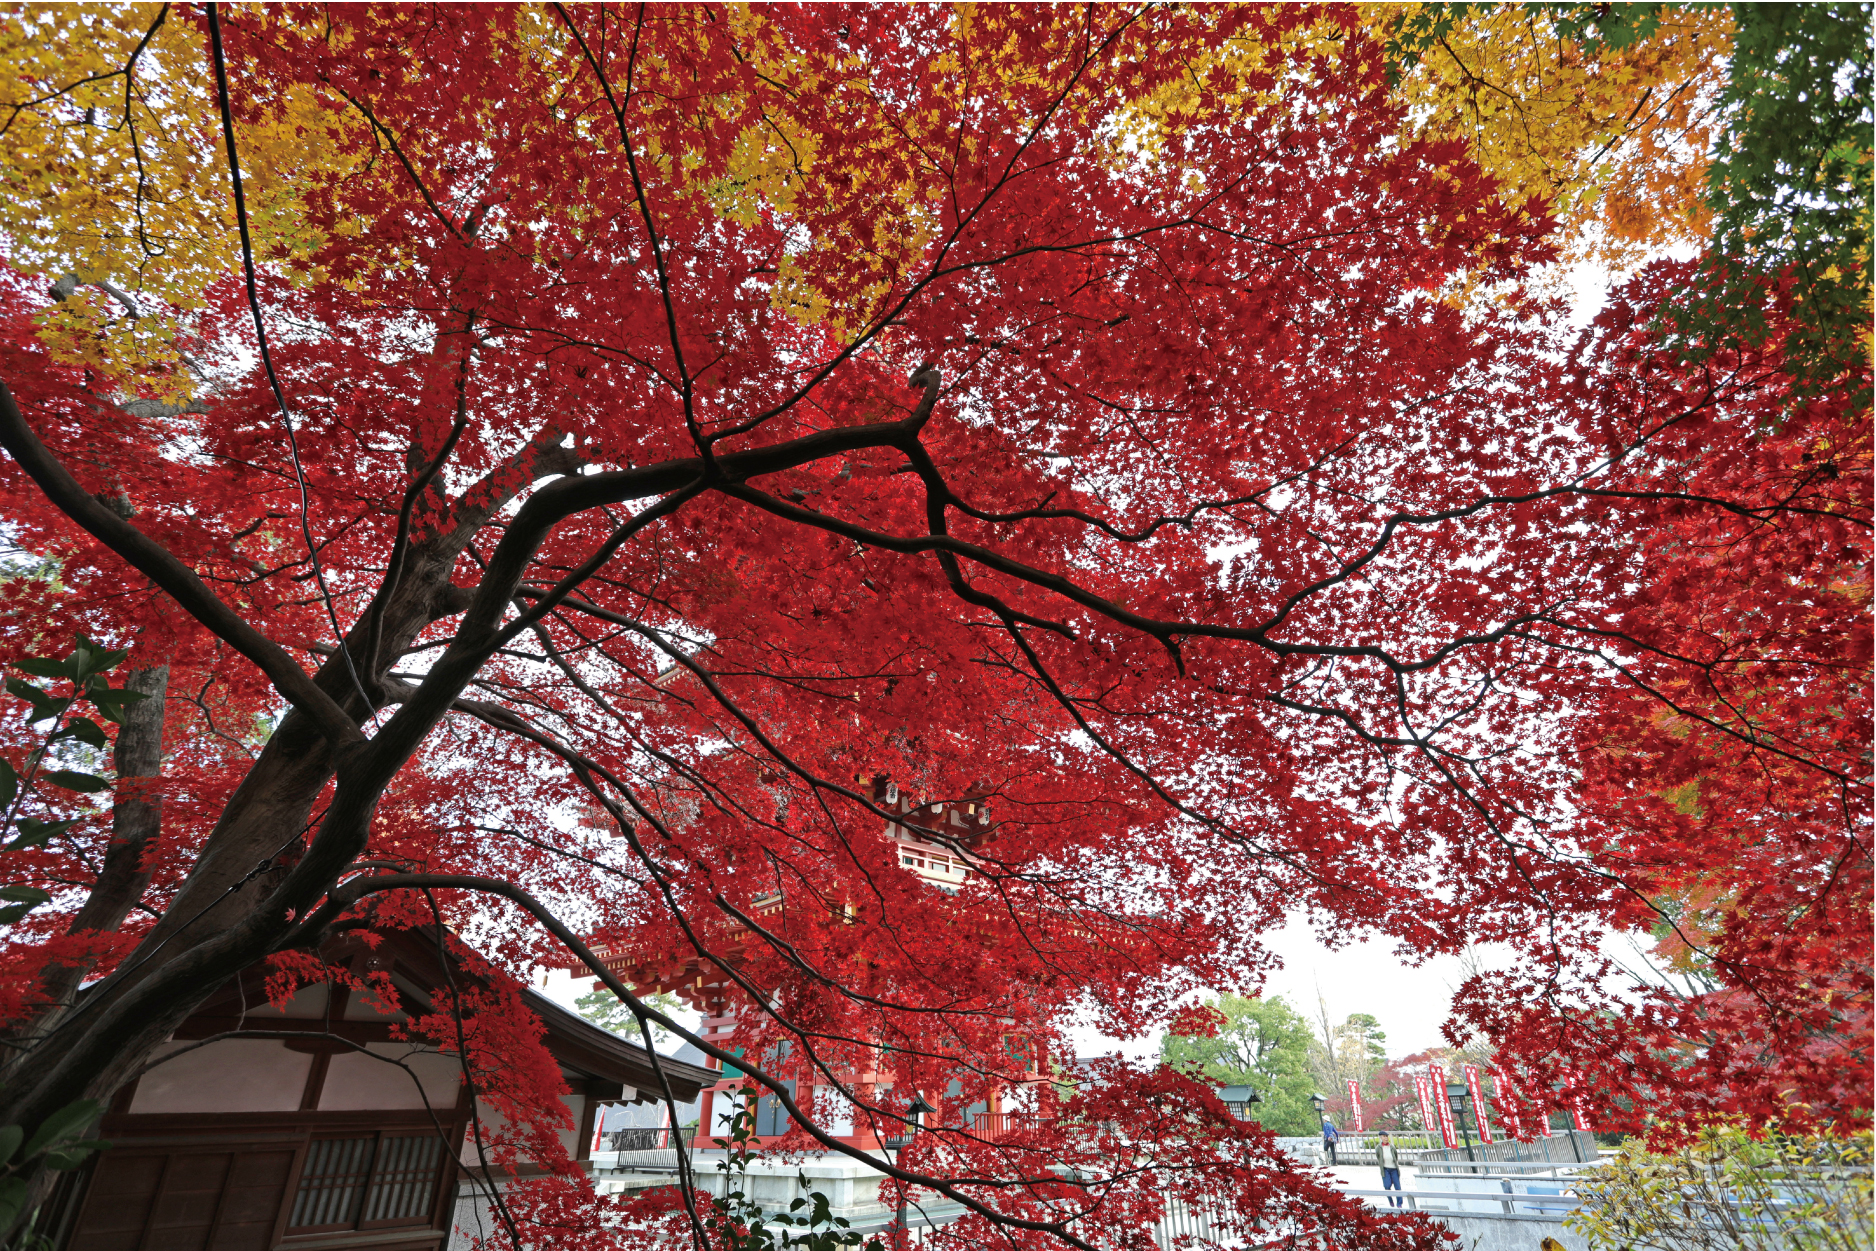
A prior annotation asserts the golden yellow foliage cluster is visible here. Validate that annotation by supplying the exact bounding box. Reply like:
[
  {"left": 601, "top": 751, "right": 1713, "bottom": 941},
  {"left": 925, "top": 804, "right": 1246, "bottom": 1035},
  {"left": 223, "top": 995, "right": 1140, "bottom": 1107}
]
[
  {"left": 0, "top": 3, "right": 1747, "bottom": 365},
  {"left": 1363, "top": 3, "right": 1733, "bottom": 266},
  {"left": 1120, "top": 4, "right": 1733, "bottom": 276},
  {"left": 0, "top": 3, "right": 359, "bottom": 398}
]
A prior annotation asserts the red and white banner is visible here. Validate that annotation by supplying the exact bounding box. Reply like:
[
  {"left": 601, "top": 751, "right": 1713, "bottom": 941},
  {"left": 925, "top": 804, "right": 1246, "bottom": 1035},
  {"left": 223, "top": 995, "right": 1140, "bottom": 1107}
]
[
  {"left": 1413, "top": 1075, "right": 1439, "bottom": 1141},
  {"left": 1428, "top": 1063, "right": 1458, "bottom": 1148},
  {"left": 1491, "top": 1065, "right": 1524, "bottom": 1140},
  {"left": 1462, "top": 1063, "right": 1494, "bottom": 1144},
  {"left": 1346, "top": 1079, "right": 1363, "bottom": 1132}
]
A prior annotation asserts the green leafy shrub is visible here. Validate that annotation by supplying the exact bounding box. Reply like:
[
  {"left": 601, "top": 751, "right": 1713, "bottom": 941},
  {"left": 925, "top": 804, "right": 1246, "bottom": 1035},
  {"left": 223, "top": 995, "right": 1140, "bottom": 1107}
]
[{"left": 1568, "top": 1126, "right": 1872, "bottom": 1251}]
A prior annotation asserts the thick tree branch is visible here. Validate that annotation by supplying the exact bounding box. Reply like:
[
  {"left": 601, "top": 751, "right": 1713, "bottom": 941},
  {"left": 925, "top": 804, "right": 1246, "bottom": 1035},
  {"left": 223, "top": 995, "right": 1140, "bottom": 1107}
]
[{"left": 0, "top": 380, "right": 362, "bottom": 747}]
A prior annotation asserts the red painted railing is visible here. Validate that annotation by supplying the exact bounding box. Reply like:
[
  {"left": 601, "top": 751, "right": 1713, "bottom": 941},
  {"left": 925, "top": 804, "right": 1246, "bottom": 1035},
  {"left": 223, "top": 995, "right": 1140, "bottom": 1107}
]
[{"left": 965, "top": 1112, "right": 1045, "bottom": 1141}]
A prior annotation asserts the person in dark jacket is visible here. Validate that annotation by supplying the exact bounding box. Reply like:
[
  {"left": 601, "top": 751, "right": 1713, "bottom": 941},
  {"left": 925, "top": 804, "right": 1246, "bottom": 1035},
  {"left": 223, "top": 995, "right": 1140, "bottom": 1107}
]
[
  {"left": 1376, "top": 1131, "right": 1404, "bottom": 1206},
  {"left": 1322, "top": 1119, "right": 1340, "bottom": 1165}
]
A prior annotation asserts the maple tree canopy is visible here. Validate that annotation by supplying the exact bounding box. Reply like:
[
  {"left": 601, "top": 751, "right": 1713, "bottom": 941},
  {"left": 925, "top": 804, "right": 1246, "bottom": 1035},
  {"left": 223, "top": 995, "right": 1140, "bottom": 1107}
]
[{"left": 0, "top": 5, "right": 1867, "bottom": 1248}]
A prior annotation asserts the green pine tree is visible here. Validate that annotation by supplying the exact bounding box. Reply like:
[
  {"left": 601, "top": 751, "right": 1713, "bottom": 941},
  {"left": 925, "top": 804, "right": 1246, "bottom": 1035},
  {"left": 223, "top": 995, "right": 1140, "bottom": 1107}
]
[{"left": 576, "top": 987, "right": 685, "bottom": 1049}]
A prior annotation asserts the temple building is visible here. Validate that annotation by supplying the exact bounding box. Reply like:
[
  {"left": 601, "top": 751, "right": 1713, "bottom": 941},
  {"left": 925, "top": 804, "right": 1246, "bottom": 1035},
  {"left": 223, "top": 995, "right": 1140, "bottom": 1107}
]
[
  {"left": 41, "top": 926, "right": 713, "bottom": 1251},
  {"left": 589, "top": 777, "right": 1042, "bottom": 1157}
]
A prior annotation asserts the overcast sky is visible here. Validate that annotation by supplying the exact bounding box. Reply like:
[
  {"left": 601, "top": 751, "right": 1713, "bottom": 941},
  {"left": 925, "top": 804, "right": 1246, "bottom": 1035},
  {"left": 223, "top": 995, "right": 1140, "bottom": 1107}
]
[
  {"left": 539, "top": 919, "right": 1511, "bottom": 1064},
  {"left": 1063, "top": 919, "right": 1500, "bottom": 1065}
]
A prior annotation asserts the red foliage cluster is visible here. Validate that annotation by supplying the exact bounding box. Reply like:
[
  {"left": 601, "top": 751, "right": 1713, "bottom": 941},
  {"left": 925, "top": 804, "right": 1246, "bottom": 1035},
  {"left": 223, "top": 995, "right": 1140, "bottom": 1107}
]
[
  {"left": 0, "top": 4, "right": 1864, "bottom": 1245},
  {"left": 1453, "top": 261, "right": 1872, "bottom": 1138}
]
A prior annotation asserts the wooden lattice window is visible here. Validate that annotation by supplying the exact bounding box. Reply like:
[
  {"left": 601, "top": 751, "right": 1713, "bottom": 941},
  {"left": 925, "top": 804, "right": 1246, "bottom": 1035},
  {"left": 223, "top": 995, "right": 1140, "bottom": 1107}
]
[{"left": 288, "top": 1132, "right": 447, "bottom": 1233}]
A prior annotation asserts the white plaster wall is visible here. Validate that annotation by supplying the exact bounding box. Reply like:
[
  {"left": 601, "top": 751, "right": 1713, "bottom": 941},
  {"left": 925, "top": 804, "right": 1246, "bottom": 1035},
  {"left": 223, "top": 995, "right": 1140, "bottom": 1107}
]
[
  {"left": 559, "top": 1092, "right": 584, "bottom": 1159},
  {"left": 241, "top": 983, "right": 330, "bottom": 1019},
  {"left": 710, "top": 1088, "right": 738, "bottom": 1136},
  {"left": 456, "top": 1094, "right": 584, "bottom": 1165},
  {"left": 690, "top": 1157, "right": 889, "bottom": 1223},
  {"left": 445, "top": 1185, "right": 503, "bottom": 1251},
  {"left": 131, "top": 1039, "right": 312, "bottom": 1114},
  {"left": 813, "top": 1085, "right": 855, "bottom": 1136},
  {"left": 341, "top": 986, "right": 410, "bottom": 1022},
  {"left": 319, "top": 1044, "right": 462, "bottom": 1111},
  {"left": 459, "top": 1101, "right": 508, "bottom": 1166}
]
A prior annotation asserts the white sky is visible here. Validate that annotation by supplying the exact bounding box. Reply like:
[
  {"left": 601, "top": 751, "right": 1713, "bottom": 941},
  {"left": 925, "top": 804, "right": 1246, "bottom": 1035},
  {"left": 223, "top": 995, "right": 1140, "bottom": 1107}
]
[
  {"left": 538, "top": 921, "right": 1509, "bottom": 1064},
  {"left": 1062, "top": 919, "right": 1525, "bottom": 1066}
]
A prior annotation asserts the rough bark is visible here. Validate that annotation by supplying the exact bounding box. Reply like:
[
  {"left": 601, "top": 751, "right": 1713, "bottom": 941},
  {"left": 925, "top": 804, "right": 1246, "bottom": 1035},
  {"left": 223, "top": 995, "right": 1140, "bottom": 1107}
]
[
  {"left": 0, "top": 381, "right": 935, "bottom": 1142},
  {"left": 36, "top": 664, "right": 171, "bottom": 1012}
]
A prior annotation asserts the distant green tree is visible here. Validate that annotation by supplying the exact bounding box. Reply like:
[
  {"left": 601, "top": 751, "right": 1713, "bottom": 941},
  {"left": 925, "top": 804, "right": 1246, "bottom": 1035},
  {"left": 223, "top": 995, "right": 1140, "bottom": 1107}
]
[
  {"left": 1307, "top": 1008, "right": 1392, "bottom": 1126},
  {"left": 1335, "top": 1014, "right": 1388, "bottom": 1077},
  {"left": 576, "top": 986, "right": 685, "bottom": 1050},
  {"left": 1160, "top": 994, "right": 1320, "bottom": 1137},
  {"left": 1316, "top": 1012, "right": 1390, "bottom": 1117}
]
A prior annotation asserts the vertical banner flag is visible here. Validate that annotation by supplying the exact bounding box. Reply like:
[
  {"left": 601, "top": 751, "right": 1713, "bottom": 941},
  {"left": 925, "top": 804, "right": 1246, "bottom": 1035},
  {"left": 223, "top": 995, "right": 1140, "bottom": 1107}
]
[
  {"left": 1413, "top": 1076, "right": 1438, "bottom": 1142},
  {"left": 1567, "top": 1075, "right": 1590, "bottom": 1132},
  {"left": 1491, "top": 1065, "right": 1523, "bottom": 1140},
  {"left": 1428, "top": 1063, "right": 1459, "bottom": 1148},
  {"left": 1462, "top": 1063, "right": 1494, "bottom": 1144},
  {"left": 1346, "top": 1079, "right": 1364, "bottom": 1132}
]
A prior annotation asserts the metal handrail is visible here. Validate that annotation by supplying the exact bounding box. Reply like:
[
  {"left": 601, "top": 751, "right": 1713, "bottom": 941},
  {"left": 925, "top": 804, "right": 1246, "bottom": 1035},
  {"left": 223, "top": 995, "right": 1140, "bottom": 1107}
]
[
  {"left": 603, "top": 1127, "right": 678, "bottom": 1152},
  {"left": 1415, "top": 1159, "right": 1600, "bottom": 1172},
  {"left": 1343, "top": 1189, "right": 1579, "bottom": 1204},
  {"left": 1339, "top": 1186, "right": 1581, "bottom": 1218}
]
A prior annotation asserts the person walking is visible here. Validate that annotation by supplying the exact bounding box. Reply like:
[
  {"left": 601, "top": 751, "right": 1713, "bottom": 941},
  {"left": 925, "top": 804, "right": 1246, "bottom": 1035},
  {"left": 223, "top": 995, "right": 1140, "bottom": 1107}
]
[
  {"left": 1377, "top": 1131, "right": 1404, "bottom": 1207},
  {"left": 1322, "top": 1118, "right": 1340, "bottom": 1166}
]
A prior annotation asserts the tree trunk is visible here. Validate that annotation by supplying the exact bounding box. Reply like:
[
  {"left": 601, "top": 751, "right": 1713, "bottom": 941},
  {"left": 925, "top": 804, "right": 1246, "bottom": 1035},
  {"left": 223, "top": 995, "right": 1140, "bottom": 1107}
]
[{"left": 38, "top": 665, "right": 171, "bottom": 1012}]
